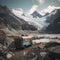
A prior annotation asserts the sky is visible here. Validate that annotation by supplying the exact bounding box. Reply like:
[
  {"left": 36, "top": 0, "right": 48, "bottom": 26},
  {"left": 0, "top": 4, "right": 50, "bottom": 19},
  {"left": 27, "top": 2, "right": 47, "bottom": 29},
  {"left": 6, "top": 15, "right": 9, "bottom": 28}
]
[{"left": 0, "top": 0, "right": 60, "bottom": 12}]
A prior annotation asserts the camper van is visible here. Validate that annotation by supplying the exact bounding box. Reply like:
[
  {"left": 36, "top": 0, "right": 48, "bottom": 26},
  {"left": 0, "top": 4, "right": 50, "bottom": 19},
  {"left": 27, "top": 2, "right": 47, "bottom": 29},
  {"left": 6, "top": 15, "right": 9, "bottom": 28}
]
[
  {"left": 5, "top": 35, "right": 32, "bottom": 50},
  {"left": 14, "top": 36, "right": 32, "bottom": 49}
]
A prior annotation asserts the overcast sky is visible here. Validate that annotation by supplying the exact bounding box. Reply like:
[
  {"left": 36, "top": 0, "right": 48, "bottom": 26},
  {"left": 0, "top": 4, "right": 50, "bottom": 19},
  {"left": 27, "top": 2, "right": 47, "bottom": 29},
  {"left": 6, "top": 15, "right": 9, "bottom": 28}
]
[{"left": 0, "top": 0, "right": 60, "bottom": 12}]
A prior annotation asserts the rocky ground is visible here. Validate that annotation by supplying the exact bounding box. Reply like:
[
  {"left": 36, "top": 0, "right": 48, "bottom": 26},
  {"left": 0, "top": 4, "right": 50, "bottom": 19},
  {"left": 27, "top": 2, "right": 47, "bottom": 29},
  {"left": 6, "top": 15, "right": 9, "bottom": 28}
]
[{"left": 9, "top": 41, "right": 60, "bottom": 60}]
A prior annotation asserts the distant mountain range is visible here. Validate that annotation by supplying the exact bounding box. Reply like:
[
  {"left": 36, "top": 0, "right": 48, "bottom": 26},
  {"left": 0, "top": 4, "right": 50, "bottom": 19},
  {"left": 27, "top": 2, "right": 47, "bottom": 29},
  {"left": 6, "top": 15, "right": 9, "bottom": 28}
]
[
  {"left": 0, "top": 5, "right": 37, "bottom": 31},
  {"left": 12, "top": 6, "right": 60, "bottom": 34},
  {"left": 31, "top": 11, "right": 43, "bottom": 18}
]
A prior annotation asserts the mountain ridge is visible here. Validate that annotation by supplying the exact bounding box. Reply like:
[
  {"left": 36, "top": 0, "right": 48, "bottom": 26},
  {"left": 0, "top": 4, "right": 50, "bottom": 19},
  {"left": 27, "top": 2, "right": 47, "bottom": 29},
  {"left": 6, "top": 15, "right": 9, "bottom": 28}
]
[
  {"left": 0, "top": 5, "right": 37, "bottom": 31},
  {"left": 45, "top": 9, "right": 60, "bottom": 33}
]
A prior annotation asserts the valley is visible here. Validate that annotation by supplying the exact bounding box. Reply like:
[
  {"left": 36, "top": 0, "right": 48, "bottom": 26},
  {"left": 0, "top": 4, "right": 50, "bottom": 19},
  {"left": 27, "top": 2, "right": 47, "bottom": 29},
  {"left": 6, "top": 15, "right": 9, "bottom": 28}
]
[{"left": 0, "top": 4, "right": 60, "bottom": 60}]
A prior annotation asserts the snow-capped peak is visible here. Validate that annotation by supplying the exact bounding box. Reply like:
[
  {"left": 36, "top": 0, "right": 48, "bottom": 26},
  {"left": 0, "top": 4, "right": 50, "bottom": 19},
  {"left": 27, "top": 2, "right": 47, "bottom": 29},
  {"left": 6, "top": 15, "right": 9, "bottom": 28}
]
[
  {"left": 27, "top": 5, "right": 38, "bottom": 15},
  {"left": 12, "top": 8, "right": 23, "bottom": 17},
  {"left": 30, "top": 11, "right": 43, "bottom": 18},
  {"left": 41, "top": 5, "right": 60, "bottom": 15}
]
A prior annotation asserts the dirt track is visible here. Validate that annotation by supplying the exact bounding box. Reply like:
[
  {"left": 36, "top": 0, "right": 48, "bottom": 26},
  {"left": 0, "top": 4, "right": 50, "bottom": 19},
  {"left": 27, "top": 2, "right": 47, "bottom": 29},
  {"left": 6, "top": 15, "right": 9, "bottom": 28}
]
[{"left": 9, "top": 44, "right": 41, "bottom": 60}]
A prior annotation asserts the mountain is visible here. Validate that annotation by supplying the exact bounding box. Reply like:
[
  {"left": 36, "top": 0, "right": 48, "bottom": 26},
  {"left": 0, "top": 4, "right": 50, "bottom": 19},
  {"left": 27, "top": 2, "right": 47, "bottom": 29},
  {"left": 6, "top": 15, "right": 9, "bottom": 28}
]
[
  {"left": 44, "top": 13, "right": 49, "bottom": 16},
  {"left": 31, "top": 11, "right": 43, "bottom": 18},
  {"left": 0, "top": 5, "right": 37, "bottom": 31},
  {"left": 12, "top": 7, "right": 48, "bottom": 30},
  {"left": 11, "top": 6, "right": 60, "bottom": 33},
  {"left": 12, "top": 8, "right": 23, "bottom": 17},
  {"left": 45, "top": 9, "right": 60, "bottom": 33}
]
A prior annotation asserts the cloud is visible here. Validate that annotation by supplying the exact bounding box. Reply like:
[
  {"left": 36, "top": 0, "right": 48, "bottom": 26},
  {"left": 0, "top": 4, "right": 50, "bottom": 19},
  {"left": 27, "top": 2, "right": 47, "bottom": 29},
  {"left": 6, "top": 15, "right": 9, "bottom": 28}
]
[
  {"left": 12, "top": 8, "right": 23, "bottom": 17},
  {"left": 28, "top": 5, "right": 38, "bottom": 15},
  {"left": 37, "top": 0, "right": 45, "bottom": 4},
  {"left": 41, "top": 5, "right": 60, "bottom": 15}
]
